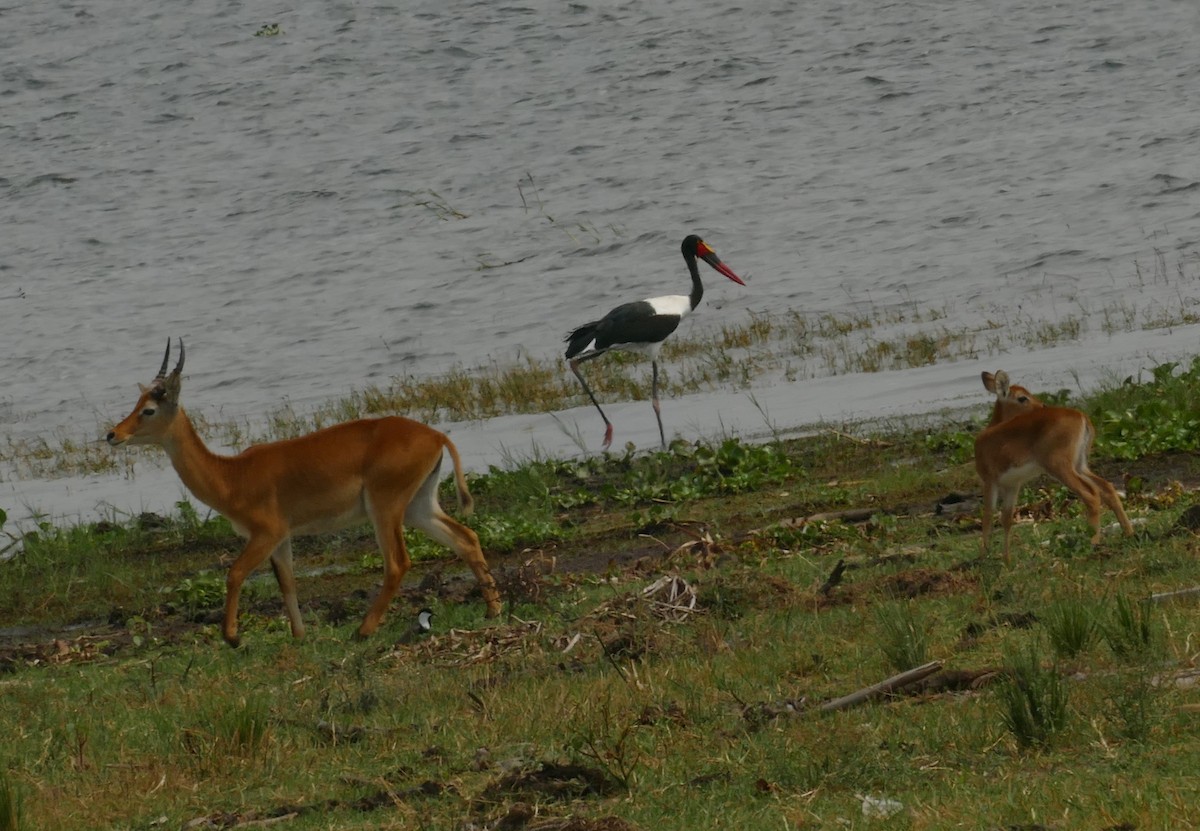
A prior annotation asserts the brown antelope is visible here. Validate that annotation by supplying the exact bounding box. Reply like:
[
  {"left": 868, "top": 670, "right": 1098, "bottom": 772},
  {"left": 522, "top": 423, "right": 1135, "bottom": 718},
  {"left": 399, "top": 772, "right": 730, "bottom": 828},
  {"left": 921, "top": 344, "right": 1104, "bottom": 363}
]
[
  {"left": 973, "top": 370, "right": 1133, "bottom": 563},
  {"left": 106, "top": 340, "right": 501, "bottom": 647}
]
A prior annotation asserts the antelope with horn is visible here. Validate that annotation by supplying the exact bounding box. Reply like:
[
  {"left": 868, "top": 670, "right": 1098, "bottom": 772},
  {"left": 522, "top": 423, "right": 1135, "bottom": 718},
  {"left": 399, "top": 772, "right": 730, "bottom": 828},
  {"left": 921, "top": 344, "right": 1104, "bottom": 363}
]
[
  {"left": 973, "top": 370, "right": 1133, "bottom": 563},
  {"left": 106, "top": 340, "right": 501, "bottom": 647}
]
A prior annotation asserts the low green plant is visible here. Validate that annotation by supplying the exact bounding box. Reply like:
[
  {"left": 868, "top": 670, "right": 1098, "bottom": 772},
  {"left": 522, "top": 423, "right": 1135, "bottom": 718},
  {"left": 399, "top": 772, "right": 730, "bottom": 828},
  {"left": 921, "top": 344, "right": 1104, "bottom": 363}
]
[
  {"left": 876, "top": 601, "right": 929, "bottom": 672},
  {"left": 566, "top": 696, "right": 642, "bottom": 792},
  {"left": 216, "top": 696, "right": 271, "bottom": 755},
  {"left": 600, "top": 439, "right": 792, "bottom": 508},
  {"left": 173, "top": 499, "right": 204, "bottom": 532},
  {"left": 170, "top": 573, "right": 226, "bottom": 612},
  {"left": 1103, "top": 594, "right": 1157, "bottom": 660},
  {"left": 997, "top": 643, "right": 1069, "bottom": 749},
  {"left": 472, "top": 511, "right": 560, "bottom": 554},
  {"left": 0, "top": 507, "right": 18, "bottom": 562},
  {"left": 1044, "top": 521, "right": 1095, "bottom": 559},
  {"left": 1093, "top": 359, "right": 1200, "bottom": 459},
  {"left": 1104, "top": 671, "right": 1160, "bottom": 744},
  {"left": 0, "top": 769, "right": 22, "bottom": 831},
  {"left": 923, "top": 427, "right": 976, "bottom": 465},
  {"left": 1042, "top": 597, "right": 1098, "bottom": 659},
  {"left": 760, "top": 517, "right": 863, "bottom": 552}
]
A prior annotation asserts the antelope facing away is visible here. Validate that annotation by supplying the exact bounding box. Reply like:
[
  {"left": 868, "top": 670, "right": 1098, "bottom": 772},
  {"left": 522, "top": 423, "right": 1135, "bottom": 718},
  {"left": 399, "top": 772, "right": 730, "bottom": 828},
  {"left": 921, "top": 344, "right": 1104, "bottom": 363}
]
[
  {"left": 973, "top": 370, "right": 1133, "bottom": 563},
  {"left": 106, "top": 340, "right": 502, "bottom": 647}
]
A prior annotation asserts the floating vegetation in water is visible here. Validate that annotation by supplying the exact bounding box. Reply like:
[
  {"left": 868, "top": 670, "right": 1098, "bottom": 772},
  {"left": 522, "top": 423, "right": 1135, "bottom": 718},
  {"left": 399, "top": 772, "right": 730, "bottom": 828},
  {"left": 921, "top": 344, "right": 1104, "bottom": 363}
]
[{"left": 7, "top": 257, "right": 1200, "bottom": 477}]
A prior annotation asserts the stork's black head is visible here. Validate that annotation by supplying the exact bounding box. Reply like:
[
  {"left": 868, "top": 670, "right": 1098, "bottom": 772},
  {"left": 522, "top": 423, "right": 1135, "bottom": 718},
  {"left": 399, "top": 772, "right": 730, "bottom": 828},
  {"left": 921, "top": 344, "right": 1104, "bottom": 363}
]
[
  {"left": 681, "top": 234, "right": 703, "bottom": 258},
  {"left": 680, "top": 234, "right": 746, "bottom": 286}
]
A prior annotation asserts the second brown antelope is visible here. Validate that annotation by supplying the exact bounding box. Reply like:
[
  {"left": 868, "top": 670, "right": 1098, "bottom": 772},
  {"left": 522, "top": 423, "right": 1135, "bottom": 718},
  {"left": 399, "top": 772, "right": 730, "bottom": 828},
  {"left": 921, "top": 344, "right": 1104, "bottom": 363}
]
[
  {"left": 106, "top": 340, "right": 502, "bottom": 647},
  {"left": 973, "top": 370, "right": 1133, "bottom": 563}
]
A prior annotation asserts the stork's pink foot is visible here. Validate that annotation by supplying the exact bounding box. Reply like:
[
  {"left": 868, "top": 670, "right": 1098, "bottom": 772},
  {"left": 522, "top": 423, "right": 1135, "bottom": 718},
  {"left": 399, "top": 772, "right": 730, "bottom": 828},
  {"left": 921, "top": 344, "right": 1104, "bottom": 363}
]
[{"left": 602, "top": 424, "right": 614, "bottom": 450}]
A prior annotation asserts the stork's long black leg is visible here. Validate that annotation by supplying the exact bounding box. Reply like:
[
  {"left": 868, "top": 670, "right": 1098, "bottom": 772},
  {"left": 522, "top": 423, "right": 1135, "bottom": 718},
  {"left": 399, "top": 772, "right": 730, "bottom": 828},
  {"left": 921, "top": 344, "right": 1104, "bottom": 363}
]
[
  {"left": 651, "top": 360, "right": 665, "bottom": 450},
  {"left": 570, "top": 356, "right": 614, "bottom": 450}
]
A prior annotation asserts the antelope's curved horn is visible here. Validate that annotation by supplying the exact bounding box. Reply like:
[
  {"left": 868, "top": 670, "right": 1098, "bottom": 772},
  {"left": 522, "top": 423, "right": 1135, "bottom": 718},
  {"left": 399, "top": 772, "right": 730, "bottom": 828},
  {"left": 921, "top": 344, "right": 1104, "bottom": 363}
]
[
  {"left": 171, "top": 338, "right": 186, "bottom": 378},
  {"left": 153, "top": 339, "right": 172, "bottom": 384}
]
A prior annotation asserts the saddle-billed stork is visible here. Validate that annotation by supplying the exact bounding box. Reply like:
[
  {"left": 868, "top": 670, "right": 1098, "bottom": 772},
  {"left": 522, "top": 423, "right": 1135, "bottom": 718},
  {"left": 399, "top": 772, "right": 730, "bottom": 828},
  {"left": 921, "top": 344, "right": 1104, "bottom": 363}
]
[{"left": 564, "top": 234, "right": 746, "bottom": 450}]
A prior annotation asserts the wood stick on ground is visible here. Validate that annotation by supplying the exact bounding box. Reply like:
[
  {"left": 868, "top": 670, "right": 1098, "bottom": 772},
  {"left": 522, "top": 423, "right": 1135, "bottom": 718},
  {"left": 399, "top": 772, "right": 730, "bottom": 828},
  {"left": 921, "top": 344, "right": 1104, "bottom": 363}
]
[
  {"left": 819, "top": 661, "right": 943, "bottom": 713},
  {"left": 1149, "top": 586, "right": 1200, "bottom": 604},
  {"left": 803, "top": 508, "right": 876, "bottom": 524}
]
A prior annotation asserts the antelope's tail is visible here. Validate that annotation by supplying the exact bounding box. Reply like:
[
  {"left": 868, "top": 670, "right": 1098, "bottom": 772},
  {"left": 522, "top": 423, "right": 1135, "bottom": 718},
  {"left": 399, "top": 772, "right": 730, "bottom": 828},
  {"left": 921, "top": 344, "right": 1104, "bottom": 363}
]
[{"left": 443, "top": 435, "right": 474, "bottom": 516}]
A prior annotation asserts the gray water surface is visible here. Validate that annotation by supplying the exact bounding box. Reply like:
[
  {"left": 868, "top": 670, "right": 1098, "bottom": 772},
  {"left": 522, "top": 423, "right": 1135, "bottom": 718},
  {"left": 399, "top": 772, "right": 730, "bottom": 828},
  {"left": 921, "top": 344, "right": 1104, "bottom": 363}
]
[{"left": 3, "top": 0, "right": 1199, "bottom": 525}]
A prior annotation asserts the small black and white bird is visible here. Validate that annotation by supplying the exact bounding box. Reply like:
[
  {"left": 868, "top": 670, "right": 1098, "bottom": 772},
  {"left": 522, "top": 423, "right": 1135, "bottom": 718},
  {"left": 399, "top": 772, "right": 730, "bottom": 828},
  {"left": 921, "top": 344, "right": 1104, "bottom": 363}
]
[
  {"left": 416, "top": 608, "right": 433, "bottom": 633},
  {"left": 396, "top": 608, "right": 435, "bottom": 644},
  {"left": 564, "top": 234, "right": 746, "bottom": 449}
]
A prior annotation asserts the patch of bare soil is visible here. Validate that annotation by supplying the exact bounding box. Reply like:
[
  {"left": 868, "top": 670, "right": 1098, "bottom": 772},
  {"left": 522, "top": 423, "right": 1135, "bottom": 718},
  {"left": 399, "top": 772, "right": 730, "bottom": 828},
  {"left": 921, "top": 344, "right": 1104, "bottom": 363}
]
[
  {"left": 0, "top": 615, "right": 204, "bottom": 672},
  {"left": 478, "top": 760, "right": 621, "bottom": 803},
  {"left": 877, "top": 567, "right": 978, "bottom": 599},
  {"left": 0, "top": 630, "right": 126, "bottom": 671}
]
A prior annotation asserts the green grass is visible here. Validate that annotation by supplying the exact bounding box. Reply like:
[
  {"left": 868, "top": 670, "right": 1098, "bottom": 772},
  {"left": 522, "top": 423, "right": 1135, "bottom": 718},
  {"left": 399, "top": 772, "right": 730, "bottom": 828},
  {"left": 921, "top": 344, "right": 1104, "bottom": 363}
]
[
  {"left": 4, "top": 348, "right": 1200, "bottom": 828},
  {"left": 4, "top": 502, "right": 1200, "bottom": 829}
]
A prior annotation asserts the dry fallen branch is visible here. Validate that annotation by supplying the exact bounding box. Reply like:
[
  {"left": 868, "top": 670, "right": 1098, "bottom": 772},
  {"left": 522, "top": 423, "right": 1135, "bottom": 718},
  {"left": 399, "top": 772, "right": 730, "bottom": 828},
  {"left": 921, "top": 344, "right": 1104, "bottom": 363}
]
[
  {"left": 806, "top": 508, "right": 877, "bottom": 523},
  {"left": 819, "top": 661, "right": 943, "bottom": 713},
  {"left": 589, "top": 575, "right": 699, "bottom": 624},
  {"left": 642, "top": 522, "right": 723, "bottom": 566},
  {"left": 1148, "top": 586, "right": 1200, "bottom": 604},
  {"left": 639, "top": 575, "right": 698, "bottom": 621}
]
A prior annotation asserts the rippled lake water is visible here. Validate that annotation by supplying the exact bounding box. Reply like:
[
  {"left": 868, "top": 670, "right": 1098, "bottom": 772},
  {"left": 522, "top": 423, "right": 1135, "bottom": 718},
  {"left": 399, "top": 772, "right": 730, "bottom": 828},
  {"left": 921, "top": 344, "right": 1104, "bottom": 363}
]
[{"left": 3, "top": 0, "right": 1200, "bottom": 526}]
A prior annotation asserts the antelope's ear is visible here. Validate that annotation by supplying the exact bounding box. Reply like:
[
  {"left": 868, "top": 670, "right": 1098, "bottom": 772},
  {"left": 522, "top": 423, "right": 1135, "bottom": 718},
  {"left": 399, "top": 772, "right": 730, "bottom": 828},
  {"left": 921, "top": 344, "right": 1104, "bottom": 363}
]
[
  {"left": 981, "top": 371, "right": 997, "bottom": 393},
  {"left": 162, "top": 372, "right": 182, "bottom": 403},
  {"left": 993, "top": 370, "right": 1011, "bottom": 397},
  {"left": 137, "top": 382, "right": 149, "bottom": 394}
]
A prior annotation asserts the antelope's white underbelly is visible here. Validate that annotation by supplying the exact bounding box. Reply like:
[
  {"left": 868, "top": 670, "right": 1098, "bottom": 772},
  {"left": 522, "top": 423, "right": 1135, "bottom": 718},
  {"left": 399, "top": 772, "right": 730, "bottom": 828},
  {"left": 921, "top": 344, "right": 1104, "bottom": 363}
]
[{"left": 998, "top": 460, "right": 1045, "bottom": 489}]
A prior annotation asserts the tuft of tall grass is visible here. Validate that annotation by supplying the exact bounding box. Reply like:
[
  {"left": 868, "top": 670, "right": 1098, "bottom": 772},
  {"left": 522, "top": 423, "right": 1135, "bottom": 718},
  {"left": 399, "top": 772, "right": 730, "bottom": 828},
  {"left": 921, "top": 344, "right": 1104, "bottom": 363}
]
[
  {"left": 1042, "top": 597, "right": 1098, "bottom": 660},
  {"left": 876, "top": 601, "right": 929, "bottom": 672},
  {"left": 996, "top": 643, "right": 1069, "bottom": 749},
  {"left": 1102, "top": 594, "right": 1158, "bottom": 661},
  {"left": 1104, "top": 671, "right": 1160, "bottom": 744},
  {"left": 566, "top": 695, "right": 643, "bottom": 792},
  {"left": 0, "top": 770, "right": 22, "bottom": 831},
  {"left": 215, "top": 696, "right": 271, "bottom": 755}
]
